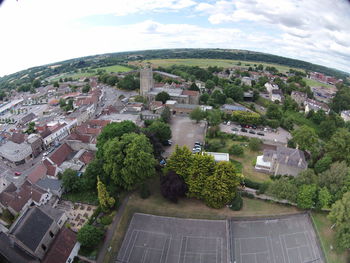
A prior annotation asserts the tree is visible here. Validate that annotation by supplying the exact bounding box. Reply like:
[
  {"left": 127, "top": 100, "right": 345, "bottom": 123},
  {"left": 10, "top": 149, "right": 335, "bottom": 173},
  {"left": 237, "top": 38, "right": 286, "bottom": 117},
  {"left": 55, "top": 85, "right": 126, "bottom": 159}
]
[
  {"left": 82, "top": 158, "right": 103, "bottom": 191},
  {"left": 202, "top": 161, "right": 242, "bottom": 208},
  {"left": 53, "top": 81, "right": 59, "bottom": 88},
  {"left": 102, "top": 133, "right": 156, "bottom": 190},
  {"left": 166, "top": 145, "right": 193, "bottom": 180},
  {"left": 77, "top": 225, "right": 104, "bottom": 248},
  {"left": 187, "top": 154, "right": 216, "bottom": 199},
  {"left": 97, "top": 177, "right": 115, "bottom": 211},
  {"left": 267, "top": 177, "right": 298, "bottom": 203},
  {"left": 207, "top": 109, "right": 222, "bottom": 126},
  {"left": 32, "top": 79, "right": 41, "bottom": 88},
  {"left": 291, "top": 125, "right": 318, "bottom": 151},
  {"left": 155, "top": 91, "right": 170, "bottom": 104},
  {"left": 211, "top": 90, "right": 226, "bottom": 105},
  {"left": 97, "top": 121, "right": 138, "bottom": 150},
  {"left": 160, "top": 171, "right": 188, "bottom": 203},
  {"left": 326, "top": 128, "right": 350, "bottom": 164},
  {"left": 61, "top": 169, "right": 82, "bottom": 193},
  {"left": 328, "top": 192, "right": 350, "bottom": 250},
  {"left": 189, "top": 107, "right": 205, "bottom": 123},
  {"left": 205, "top": 79, "right": 215, "bottom": 90},
  {"left": 223, "top": 85, "right": 244, "bottom": 101},
  {"left": 189, "top": 83, "right": 199, "bottom": 91},
  {"left": 318, "top": 161, "right": 350, "bottom": 202},
  {"left": 118, "top": 74, "right": 139, "bottom": 90},
  {"left": 318, "top": 187, "right": 332, "bottom": 210},
  {"left": 297, "top": 184, "right": 317, "bottom": 209},
  {"left": 82, "top": 84, "right": 91, "bottom": 93},
  {"left": 25, "top": 122, "right": 36, "bottom": 134},
  {"left": 200, "top": 93, "right": 210, "bottom": 104},
  {"left": 248, "top": 138, "right": 262, "bottom": 151},
  {"left": 160, "top": 106, "right": 171, "bottom": 123},
  {"left": 266, "top": 104, "right": 282, "bottom": 119},
  {"left": 145, "top": 121, "right": 171, "bottom": 143},
  {"left": 229, "top": 144, "right": 244, "bottom": 156},
  {"left": 314, "top": 155, "right": 332, "bottom": 174}
]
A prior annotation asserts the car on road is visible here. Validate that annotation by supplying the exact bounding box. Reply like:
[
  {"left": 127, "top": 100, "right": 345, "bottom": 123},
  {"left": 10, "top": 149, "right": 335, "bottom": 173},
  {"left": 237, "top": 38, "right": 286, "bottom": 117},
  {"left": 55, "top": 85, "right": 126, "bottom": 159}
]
[
  {"left": 257, "top": 132, "right": 265, "bottom": 136},
  {"left": 241, "top": 128, "right": 247, "bottom": 132},
  {"left": 249, "top": 130, "right": 256, "bottom": 134},
  {"left": 14, "top": 171, "right": 21, "bottom": 176}
]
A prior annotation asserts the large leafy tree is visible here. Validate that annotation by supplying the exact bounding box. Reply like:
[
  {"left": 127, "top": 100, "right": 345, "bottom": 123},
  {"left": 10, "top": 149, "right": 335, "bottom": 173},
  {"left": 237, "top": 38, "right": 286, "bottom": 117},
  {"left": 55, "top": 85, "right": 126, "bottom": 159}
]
[
  {"left": 155, "top": 91, "right": 170, "bottom": 104},
  {"left": 267, "top": 177, "right": 298, "bottom": 203},
  {"left": 189, "top": 107, "right": 205, "bottom": 123},
  {"left": 326, "top": 128, "right": 350, "bottom": 165},
  {"left": 97, "top": 177, "right": 115, "bottom": 211},
  {"left": 223, "top": 85, "right": 244, "bottom": 101},
  {"left": 187, "top": 154, "right": 216, "bottom": 199},
  {"left": 81, "top": 158, "right": 104, "bottom": 191},
  {"left": 207, "top": 109, "right": 222, "bottom": 126},
  {"left": 160, "top": 106, "right": 171, "bottom": 123},
  {"left": 328, "top": 192, "right": 350, "bottom": 250},
  {"left": 166, "top": 145, "right": 194, "bottom": 180},
  {"left": 297, "top": 184, "right": 317, "bottom": 209},
  {"left": 291, "top": 125, "right": 318, "bottom": 151},
  {"left": 77, "top": 225, "right": 104, "bottom": 249},
  {"left": 103, "top": 133, "right": 155, "bottom": 190},
  {"left": 61, "top": 169, "right": 82, "bottom": 193},
  {"left": 202, "top": 161, "right": 242, "bottom": 208},
  {"left": 266, "top": 104, "right": 282, "bottom": 119},
  {"left": 160, "top": 171, "right": 188, "bottom": 203},
  {"left": 144, "top": 121, "right": 171, "bottom": 143},
  {"left": 97, "top": 121, "right": 138, "bottom": 150}
]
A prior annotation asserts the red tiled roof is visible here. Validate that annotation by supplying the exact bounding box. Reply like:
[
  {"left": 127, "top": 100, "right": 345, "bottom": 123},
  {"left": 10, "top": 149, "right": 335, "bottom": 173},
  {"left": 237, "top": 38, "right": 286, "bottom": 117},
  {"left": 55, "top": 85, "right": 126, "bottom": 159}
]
[
  {"left": 49, "top": 123, "right": 67, "bottom": 134},
  {"left": 182, "top": 90, "right": 199, "bottom": 96},
  {"left": 43, "top": 160, "right": 57, "bottom": 177},
  {"left": 87, "top": 119, "right": 110, "bottom": 128},
  {"left": 42, "top": 228, "right": 77, "bottom": 263},
  {"left": 10, "top": 133, "right": 26, "bottom": 144},
  {"left": 27, "top": 164, "right": 47, "bottom": 184},
  {"left": 79, "top": 151, "right": 94, "bottom": 165},
  {"left": 49, "top": 143, "right": 74, "bottom": 166},
  {"left": 67, "top": 132, "right": 91, "bottom": 143}
]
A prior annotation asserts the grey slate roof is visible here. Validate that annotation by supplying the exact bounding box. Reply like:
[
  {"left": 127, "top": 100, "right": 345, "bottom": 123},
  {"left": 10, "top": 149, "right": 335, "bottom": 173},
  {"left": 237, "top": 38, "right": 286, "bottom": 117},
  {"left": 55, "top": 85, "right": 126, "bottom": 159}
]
[
  {"left": 0, "top": 232, "right": 39, "bottom": 263},
  {"left": 0, "top": 141, "right": 32, "bottom": 162},
  {"left": 263, "top": 146, "right": 307, "bottom": 169},
  {"left": 36, "top": 178, "right": 62, "bottom": 192},
  {"left": 10, "top": 207, "right": 54, "bottom": 252}
]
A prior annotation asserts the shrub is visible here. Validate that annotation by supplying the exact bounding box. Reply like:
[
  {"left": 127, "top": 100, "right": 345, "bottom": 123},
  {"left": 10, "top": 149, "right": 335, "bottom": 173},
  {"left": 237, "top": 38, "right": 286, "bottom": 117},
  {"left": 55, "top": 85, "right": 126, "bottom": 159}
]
[
  {"left": 100, "top": 215, "right": 113, "bottom": 225},
  {"left": 230, "top": 192, "right": 243, "bottom": 211},
  {"left": 248, "top": 138, "right": 262, "bottom": 151},
  {"left": 256, "top": 182, "right": 270, "bottom": 195},
  {"left": 139, "top": 183, "right": 151, "bottom": 199},
  {"left": 243, "top": 178, "right": 261, "bottom": 189},
  {"left": 229, "top": 144, "right": 244, "bottom": 156},
  {"left": 241, "top": 191, "right": 255, "bottom": 198}
]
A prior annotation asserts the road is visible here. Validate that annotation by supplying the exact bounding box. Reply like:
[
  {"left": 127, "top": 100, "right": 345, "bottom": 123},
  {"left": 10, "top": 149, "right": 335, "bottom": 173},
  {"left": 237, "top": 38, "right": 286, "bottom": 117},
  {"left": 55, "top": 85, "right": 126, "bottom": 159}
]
[{"left": 220, "top": 123, "right": 291, "bottom": 145}]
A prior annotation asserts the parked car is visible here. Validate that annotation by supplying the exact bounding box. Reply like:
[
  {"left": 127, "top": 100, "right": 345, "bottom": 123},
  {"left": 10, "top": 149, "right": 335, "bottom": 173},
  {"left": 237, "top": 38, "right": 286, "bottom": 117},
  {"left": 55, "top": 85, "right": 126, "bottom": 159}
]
[
  {"left": 241, "top": 128, "right": 247, "bottom": 132},
  {"left": 231, "top": 127, "right": 239, "bottom": 131},
  {"left": 14, "top": 171, "right": 21, "bottom": 176},
  {"left": 249, "top": 130, "right": 256, "bottom": 134},
  {"left": 227, "top": 121, "right": 231, "bottom": 125},
  {"left": 163, "top": 140, "right": 172, "bottom": 146},
  {"left": 257, "top": 132, "right": 265, "bottom": 136},
  {"left": 194, "top": 142, "right": 202, "bottom": 146}
]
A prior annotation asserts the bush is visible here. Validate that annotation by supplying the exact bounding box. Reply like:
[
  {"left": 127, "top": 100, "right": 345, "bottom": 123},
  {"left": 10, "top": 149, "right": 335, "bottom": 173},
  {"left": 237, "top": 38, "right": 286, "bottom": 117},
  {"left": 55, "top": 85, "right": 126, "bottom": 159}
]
[
  {"left": 207, "top": 140, "right": 225, "bottom": 152},
  {"left": 139, "top": 183, "right": 151, "bottom": 199},
  {"left": 248, "top": 138, "right": 262, "bottom": 151},
  {"left": 256, "top": 182, "right": 269, "bottom": 195},
  {"left": 229, "top": 144, "right": 244, "bottom": 156},
  {"left": 243, "top": 178, "right": 261, "bottom": 189},
  {"left": 230, "top": 192, "right": 243, "bottom": 211},
  {"left": 100, "top": 215, "right": 113, "bottom": 225}
]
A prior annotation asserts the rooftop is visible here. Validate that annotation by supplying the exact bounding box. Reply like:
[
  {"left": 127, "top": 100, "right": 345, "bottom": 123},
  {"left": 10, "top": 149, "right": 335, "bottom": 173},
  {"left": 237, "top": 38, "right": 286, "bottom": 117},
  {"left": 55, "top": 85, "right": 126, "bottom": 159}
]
[{"left": 0, "top": 141, "right": 32, "bottom": 162}]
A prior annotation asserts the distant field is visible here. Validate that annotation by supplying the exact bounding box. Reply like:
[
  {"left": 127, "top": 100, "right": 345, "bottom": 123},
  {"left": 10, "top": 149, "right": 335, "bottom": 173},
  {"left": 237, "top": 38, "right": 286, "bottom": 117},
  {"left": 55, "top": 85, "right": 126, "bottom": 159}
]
[
  {"left": 97, "top": 64, "right": 132, "bottom": 73},
  {"left": 304, "top": 77, "right": 335, "bottom": 88},
  {"left": 135, "top": 58, "right": 302, "bottom": 74}
]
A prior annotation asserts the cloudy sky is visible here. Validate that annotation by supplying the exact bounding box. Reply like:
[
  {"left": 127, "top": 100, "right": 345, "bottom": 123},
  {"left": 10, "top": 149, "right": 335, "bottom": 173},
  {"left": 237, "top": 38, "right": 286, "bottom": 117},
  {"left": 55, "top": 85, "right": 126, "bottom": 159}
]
[{"left": 0, "top": 0, "right": 350, "bottom": 77}]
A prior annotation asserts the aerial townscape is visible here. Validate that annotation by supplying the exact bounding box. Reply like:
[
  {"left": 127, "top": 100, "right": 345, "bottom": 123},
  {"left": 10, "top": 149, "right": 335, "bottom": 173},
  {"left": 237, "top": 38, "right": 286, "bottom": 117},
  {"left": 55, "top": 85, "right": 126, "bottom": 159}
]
[{"left": 0, "top": 48, "right": 349, "bottom": 263}]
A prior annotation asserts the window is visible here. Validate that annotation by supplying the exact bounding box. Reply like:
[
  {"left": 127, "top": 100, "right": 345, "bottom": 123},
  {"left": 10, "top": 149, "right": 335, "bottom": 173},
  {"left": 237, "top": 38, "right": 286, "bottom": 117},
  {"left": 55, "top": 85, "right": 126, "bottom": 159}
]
[
  {"left": 49, "top": 231, "right": 54, "bottom": 238},
  {"left": 41, "top": 244, "right": 47, "bottom": 251}
]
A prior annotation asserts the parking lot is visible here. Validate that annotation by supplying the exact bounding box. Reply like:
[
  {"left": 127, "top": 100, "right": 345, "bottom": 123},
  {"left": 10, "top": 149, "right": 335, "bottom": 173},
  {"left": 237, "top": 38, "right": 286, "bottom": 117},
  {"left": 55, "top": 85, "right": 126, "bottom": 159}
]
[
  {"left": 220, "top": 123, "right": 291, "bottom": 145},
  {"left": 164, "top": 116, "right": 206, "bottom": 157},
  {"left": 117, "top": 213, "right": 229, "bottom": 263},
  {"left": 230, "top": 213, "right": 325, "bottom": 263}
]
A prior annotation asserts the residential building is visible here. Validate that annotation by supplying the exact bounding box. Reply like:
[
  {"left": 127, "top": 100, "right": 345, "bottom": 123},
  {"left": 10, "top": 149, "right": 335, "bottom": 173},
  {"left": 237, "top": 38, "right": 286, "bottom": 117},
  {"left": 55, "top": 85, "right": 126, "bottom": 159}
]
[
  {"left": 291, "top": 91, "right": 307, "bottom": 106},
  {"left": 204, "top": 152, "right": 229, "bottom": 162},
  {"left": 270, "top": 89, "right": 284, "bottom": 103},
  {"left": 241, "top": 77, "right": 252, "bottom": 86},
  {"left": 311, "top": 86, "right": 337, "bottom": 103},
  {"left": 264, "top": 82, "right": 279, "bottom": 94},
  {"left": 36, "top": 178, "right": 63, "bottom": 197},
  {"left": 304, "top": 98, "right": 330, "bottom": 114},
  {"left": 27, "top": 134, "right": 44, "bottom": 157},
  {"left": 255, "top": 146, "right": 307, "bottom": 176},
  {"left": 0, "top": 141, "right": 32, "bottom": 167},
  {"left": 341, "top": 110, "right": 350, "bottom": 122},
  {"left": 220, "top": 104, "right": 249, "bottom": 114}
]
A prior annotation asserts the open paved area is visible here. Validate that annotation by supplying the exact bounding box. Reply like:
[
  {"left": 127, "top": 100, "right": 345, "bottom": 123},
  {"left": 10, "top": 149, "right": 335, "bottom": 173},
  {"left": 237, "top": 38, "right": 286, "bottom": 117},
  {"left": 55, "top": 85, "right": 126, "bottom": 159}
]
[
  {"left": 164, "top": 116, "right": 206, "bottom": 157},
  {"left": 229, "top": 213, "right": 325, "bottom": 263},
  {"left": 117, "top": 213, "right": 229, "bottom": 263}
]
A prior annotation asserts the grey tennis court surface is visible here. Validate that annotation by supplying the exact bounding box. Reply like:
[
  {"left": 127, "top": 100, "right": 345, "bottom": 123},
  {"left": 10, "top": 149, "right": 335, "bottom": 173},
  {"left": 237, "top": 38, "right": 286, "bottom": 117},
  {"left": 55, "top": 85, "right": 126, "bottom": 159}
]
[
  {"left": 229, "top": 213, "right": 325, "bottom": 263},
  {"left": 116, "top": 213, "right": 229, "bottom": 263}
]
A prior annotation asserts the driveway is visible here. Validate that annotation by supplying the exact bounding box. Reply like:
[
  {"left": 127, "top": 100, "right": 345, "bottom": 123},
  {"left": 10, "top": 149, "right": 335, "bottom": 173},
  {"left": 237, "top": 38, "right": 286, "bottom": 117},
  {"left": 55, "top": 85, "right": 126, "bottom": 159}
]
[
  {"left": 164, "top": 116, "right": 206, "bottom": 158},
  {"left": 220, "top": 123, "right": 291, "bottom": 145}
]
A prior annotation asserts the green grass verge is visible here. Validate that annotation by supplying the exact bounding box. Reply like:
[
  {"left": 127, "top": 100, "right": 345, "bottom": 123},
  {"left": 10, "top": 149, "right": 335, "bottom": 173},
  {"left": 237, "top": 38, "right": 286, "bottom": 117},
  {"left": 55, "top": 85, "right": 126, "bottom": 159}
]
[
  {"left": 62, "top": 191, "right": 99, "bottom": 205},
  {"left": 311, "top": 212, "right": 349, "bottom": 263},
  {"left": 303, "top": 78, "right": 335, "bottom": 89}
]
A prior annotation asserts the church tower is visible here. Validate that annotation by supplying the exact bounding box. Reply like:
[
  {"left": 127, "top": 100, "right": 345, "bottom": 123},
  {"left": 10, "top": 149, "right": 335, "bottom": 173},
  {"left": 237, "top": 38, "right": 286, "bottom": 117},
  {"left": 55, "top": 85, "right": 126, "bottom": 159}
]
[{"left": 140, "top": 65, "right": 154, "bottom": 96}]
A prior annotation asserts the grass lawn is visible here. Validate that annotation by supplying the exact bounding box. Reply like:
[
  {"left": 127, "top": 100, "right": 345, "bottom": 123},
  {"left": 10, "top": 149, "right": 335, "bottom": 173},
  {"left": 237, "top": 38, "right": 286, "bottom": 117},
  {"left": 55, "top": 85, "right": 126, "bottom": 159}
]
[
  {"left": 97, "top": 64, "right": 132, "bottom": 73},
  {"left": 207, "top": 137, "right": 270, "bottom": 183},
  {"left": 136, "top": 58, "right": 301, "bottom": 74},
  {"left": 311, "top": 212, "right": 350, "bottom": 263},
  {"left": 304, "top": 77, "right": 335, "bottom": 89},
  {"left": 62, "top": 191, "right": 99, "bottom": 205},
  {"left": 103, "top": 178, "right": 299, "bottom": 263},
  {"left": 283, "top": 110, "right": 319, "bottom": 131}
]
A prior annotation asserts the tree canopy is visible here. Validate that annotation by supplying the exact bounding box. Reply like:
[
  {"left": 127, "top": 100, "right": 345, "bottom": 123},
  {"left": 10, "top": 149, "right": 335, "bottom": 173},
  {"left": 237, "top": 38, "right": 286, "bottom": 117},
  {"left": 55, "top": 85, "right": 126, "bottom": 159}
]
[
  {"left": 189, "top": 107, "right": 205, "bottom": 123},
  {"left": 155, "top": 91, "right": 170, "bottom": 104}
]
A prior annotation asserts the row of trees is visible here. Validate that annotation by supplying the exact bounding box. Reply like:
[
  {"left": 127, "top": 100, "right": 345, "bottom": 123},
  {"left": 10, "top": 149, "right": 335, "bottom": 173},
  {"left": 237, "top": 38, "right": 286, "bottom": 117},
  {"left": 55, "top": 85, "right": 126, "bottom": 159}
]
[{"left": 162, "top": 146, "right": 243, "bottom": 208}]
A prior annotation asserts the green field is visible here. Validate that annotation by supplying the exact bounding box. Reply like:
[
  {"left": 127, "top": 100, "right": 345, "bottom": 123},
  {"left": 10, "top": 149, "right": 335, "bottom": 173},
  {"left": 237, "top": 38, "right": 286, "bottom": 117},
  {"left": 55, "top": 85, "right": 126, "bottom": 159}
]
[
  {"left": 97, "top": 64, "right": 132, "bottom": 73},
  {"left": 304, "top": 77, "right": 335, "bottom": 89},
  {"left": 138, "top": 58, "right": 302, "bottom": 74}
]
